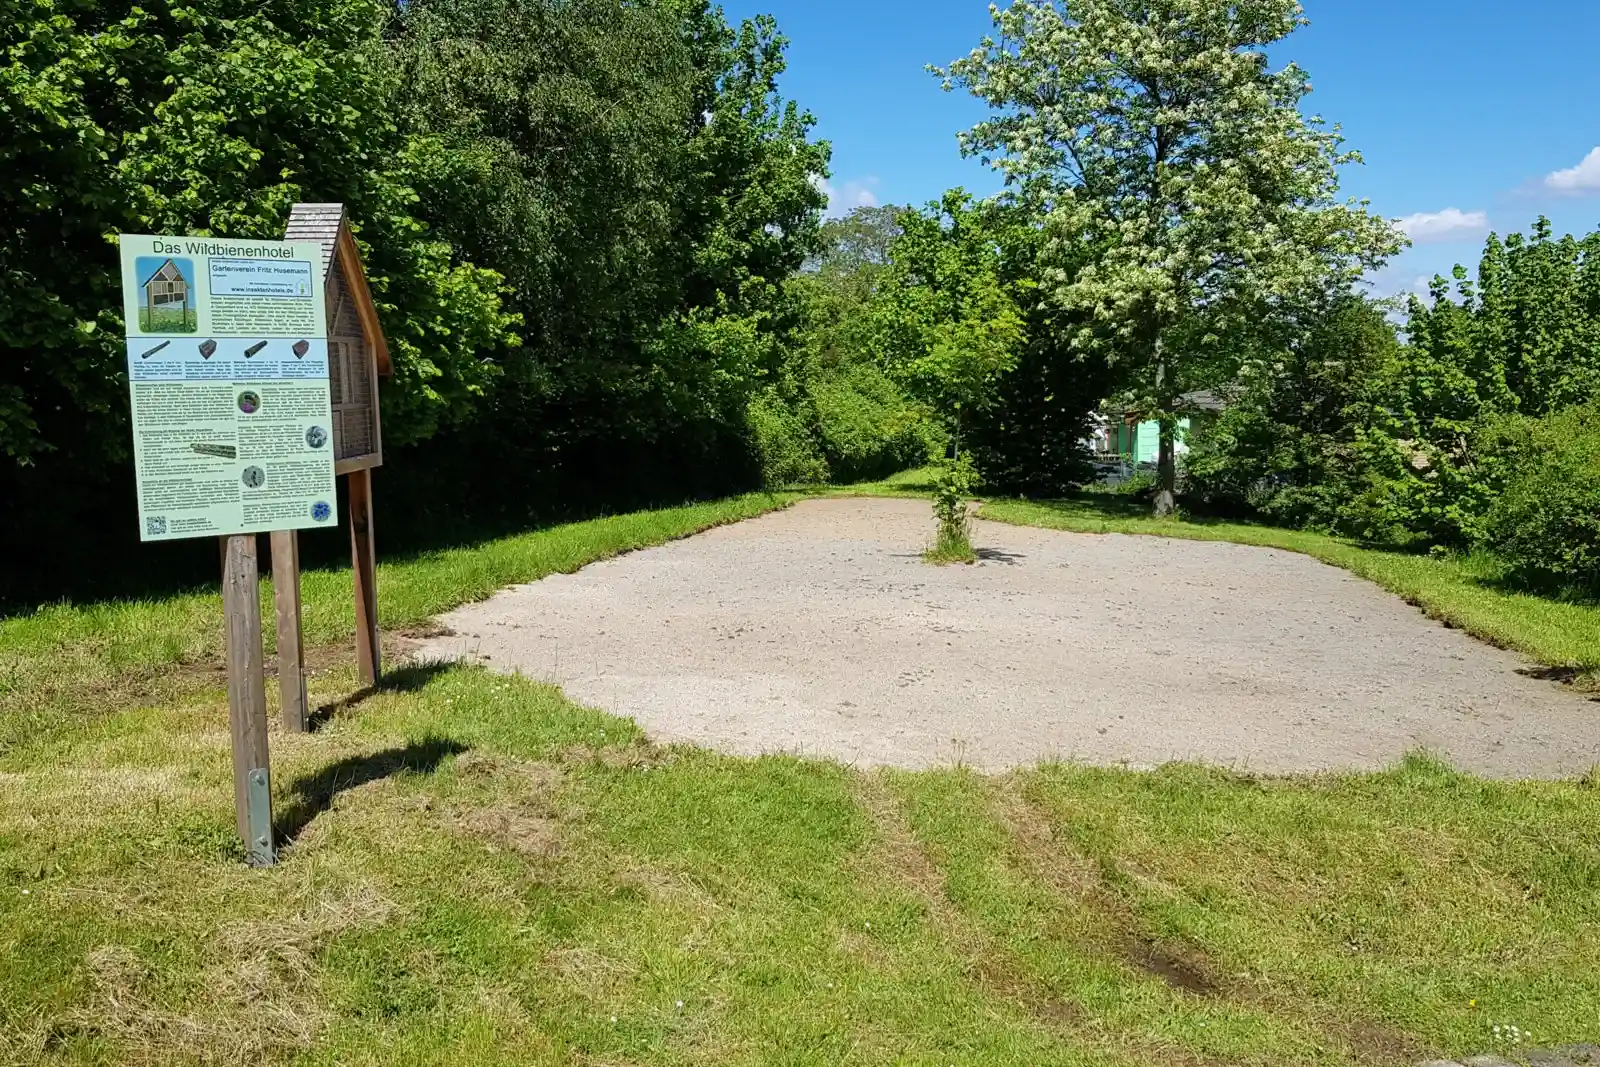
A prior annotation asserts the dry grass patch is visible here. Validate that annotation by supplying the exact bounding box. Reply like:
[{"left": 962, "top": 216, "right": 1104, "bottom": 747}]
[{"left": 35, "top": 884, "right": 396, "bottom": 1066}]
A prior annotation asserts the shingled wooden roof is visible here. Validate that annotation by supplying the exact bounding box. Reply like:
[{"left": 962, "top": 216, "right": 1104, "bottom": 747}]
[{"left": 285, "top": 203, "right": 392, "bottom": 377}]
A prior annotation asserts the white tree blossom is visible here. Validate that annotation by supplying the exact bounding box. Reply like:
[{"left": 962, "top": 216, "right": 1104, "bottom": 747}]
[{"left": 937, "top": 0, "right": 1402, "bottom": 512}]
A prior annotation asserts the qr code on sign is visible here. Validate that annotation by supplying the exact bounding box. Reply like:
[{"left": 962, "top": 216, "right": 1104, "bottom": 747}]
[{"left": 146, "top": 516, "right": 167, "bottom": 536}]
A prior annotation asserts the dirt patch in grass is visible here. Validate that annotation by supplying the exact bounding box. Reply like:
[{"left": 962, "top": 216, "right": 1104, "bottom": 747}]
[
  {"left": 446, "top": 753, "right": 572, "bottom": 861},
  {"left": 419, "top": 497, "right": 1600, "bottom": 777},
  {"left": 992, "top": 778, "right": 1226, "bottom": 998},
  {"left": 1128, "top": 942, "right": 1221, "bottom": 997},
  {"left": 453, "top": 808, "right": 563, "bottom": 860},
  {"left": 1335, "top": 1018, "right": 1430, "bottom": 1065}
]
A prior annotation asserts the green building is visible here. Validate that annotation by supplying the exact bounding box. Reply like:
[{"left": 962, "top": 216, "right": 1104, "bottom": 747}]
[
  {"left": 1110, "top": 418, "right": 1192, "bottom": 464},
  {"left": 1104, "top": 391, "right": 1227, "bottom": 463}
]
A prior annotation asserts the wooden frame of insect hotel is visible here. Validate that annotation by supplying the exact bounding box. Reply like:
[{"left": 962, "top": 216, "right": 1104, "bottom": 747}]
[
  {"left": 286, "top": 203, "right": 390, "bottom": 472},
  {"left": 269, "top": 204, "right": 394, "bottom": 732}
]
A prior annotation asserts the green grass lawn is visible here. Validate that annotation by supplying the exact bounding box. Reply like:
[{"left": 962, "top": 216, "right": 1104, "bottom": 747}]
[
  {"left": 136, "top": 308, "right": 197, "bottom": 334},
  {"left": 3, "top": 485, "right": 1599, "bottom": 1065},
  {"left": 819, "top": 466, "right": 939, "bottom": 498}
]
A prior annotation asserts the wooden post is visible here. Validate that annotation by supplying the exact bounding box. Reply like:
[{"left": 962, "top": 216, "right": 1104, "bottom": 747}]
[
  {"left": 348, "top": 469, "right": 380, "bottom": 686},
  {"left": 222, "top": 534, "right": 275, "bottom": 866},
  {"left": 270, "top": 529, "right": 308, "bottom": 732}
]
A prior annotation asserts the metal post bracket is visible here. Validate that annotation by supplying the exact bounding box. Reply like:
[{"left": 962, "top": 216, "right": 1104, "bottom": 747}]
[{"left": 246, "top": 767, "right": 275, "bottom": 867}]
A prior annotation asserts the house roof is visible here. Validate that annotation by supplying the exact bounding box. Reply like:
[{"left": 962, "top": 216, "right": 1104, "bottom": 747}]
[
  {"left": 141, "top": 259, "right": 185, "bottom": 288},
  {"left": 285, "top": 203, "right": 392, "bottom": 377},
  {"left": 1181, "top": 389, "right": 1228, "bottom": 413},
  {"left": 1110, "top": 389, "right": 1232, "bottom": 419}
]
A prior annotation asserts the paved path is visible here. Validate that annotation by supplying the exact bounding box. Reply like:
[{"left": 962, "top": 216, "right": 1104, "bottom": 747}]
[{"left": 417, "top": 498, "right": 1600, "bottom": 777}]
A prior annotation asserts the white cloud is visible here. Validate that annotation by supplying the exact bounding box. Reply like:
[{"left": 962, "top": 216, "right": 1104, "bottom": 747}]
[
  {"left": 1393, "top": 208, "right": 1489, "bottom": 244},
  {"left": 813, "top": 175, "right": 881, "bottom": 219},
  {"left": 1545, "top": 147, "right": 1600, "bottom": 194}
]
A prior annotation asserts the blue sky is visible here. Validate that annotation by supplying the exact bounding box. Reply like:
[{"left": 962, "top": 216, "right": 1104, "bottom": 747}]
[{"left": 724, "top": 0, "right": 1600, "bottom": 299}]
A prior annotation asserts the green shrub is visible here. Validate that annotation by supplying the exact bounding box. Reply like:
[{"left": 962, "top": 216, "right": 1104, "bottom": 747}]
[
  {"left": 746, "top": 389, "right": 829, "bottom": 487},
  {"left": 1485, "top": 405, "right": 1600, "bottom": 595},
  {"left": 810, "top": 363, "right": 936, "bottom": 482},
  {"left": 926, "top": 455, "right": 978, "bottom": 564}
]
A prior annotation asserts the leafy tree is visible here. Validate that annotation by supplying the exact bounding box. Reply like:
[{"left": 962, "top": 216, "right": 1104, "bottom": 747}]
[
  {"left": 790, "top": 206, "right": 906, "bottom": 380},
  {"left": 1494, "top": 219, "right": 1600, "bottom": 416},
  {"left": 875, "top": 191, "right": 1026, "bottom": 452},
  {"left": 804, "top": 205, "right": 905, "bottom": 300},
  {"left": 781, "top": 205, "right": 936, "bottom": 483},
  {"left": 1484, "top": 404, "right": 1600, "bottom": 595},
  {"left": 1184, "top": 295, "right": 1398, "bottom": 526},
  {"left": 936, "top": 0, "right": 1400, "bottom": 514},
  {"left": 1333, "top": 218, "right": 1600, "bottom": 551},
  {"left": 0, "top": 0, "right": 515, "bottom": 466},
  {"left": 0, "top": 0, "right": 840, "bottom": 602},
  {"left": 962, "top": 194, "right": 1114, "bottom": 495},
  {"left": 1344, "top": 271, "right": 1517, "bottom": 545},
  {"left": 0, "top": 0, "right": 524, "bottom": 603},
  {"left": 1190, "top": 216, "right": 1600, "bottom": 559},
  {"left": 380, "top": 0, "right": 833, "bottom": 511},
  {"left": 387, "top": 0, "right": 696, "bottom": 441}
]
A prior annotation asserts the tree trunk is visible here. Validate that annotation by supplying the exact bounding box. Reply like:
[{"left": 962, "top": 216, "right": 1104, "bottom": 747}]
[
  {"left": 1151, "top": 334, "right": 1177, "bottom": 517},
  {"left": 1154, "top": 415, "right": 1178, "bottom": 517}
]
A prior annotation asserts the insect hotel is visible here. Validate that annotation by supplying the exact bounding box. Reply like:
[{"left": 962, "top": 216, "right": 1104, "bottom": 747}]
[
  {"left": 285, "top": 203, "right": 390, "bottom": 472},
  {"left": 141, "top": 259, "right": 192, "bottom": 330},
  {"left": 270, "top": 203, "right": 394, "bottom": 730}
]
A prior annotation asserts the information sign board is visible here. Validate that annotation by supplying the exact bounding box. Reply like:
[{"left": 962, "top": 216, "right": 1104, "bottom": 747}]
[{"left": 119, "top": 235, "right": 338, "bottom": 541}]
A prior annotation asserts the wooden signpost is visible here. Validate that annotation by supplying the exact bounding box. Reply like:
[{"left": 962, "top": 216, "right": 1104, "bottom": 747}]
[
  {"left": 223, "top": 535, "right": 274, "bottom": 865},
  {"left": 119, "top": 207, "right": 390, "bottom": 867},
  {"left": 269, "top": 529, "right": 308, "bottom": 732}
]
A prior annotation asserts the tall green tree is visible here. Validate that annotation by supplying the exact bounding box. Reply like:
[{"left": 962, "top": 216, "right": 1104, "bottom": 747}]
[
  {"left": 779, "top": 205, "right": 935, "bottom": 483},
  {"left": 0, "top": 0, "right": 837, "bottom": 603},
  {"left": 791, "top": 205, "right": 906, "bottom": 378},
  {"left": 1184, "top": 294, "right": 1398, "bottom": 527},
  {"left": 804, "top": 205, "right": 905, "bottom": 298},
  {"left": 382, "top": 0, "right": 831, "bottom": 510},
  {"left": 936, "top": 0, "right": 1400, "bottom": 514},
  {"left": 874, "top": 191, "right": 1026, "bottom": 452},
  {"left": 0, "top": 0, "right": 515, "bottom": 465}
]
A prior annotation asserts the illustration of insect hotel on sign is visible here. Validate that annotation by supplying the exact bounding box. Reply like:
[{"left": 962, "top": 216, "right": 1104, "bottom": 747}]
[{"left": 140, "top": 257, "right": 195, "bottom": 332}]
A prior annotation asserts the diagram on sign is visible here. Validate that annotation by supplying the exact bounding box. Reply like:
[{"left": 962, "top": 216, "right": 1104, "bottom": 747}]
[{"left": 136, "top": 257, "right": 197, "bottom": 333}]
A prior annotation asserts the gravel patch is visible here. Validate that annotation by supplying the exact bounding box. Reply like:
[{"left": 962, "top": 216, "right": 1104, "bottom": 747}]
[{"left": 416, "top": 498, "right": 1600, "bottom": 777}]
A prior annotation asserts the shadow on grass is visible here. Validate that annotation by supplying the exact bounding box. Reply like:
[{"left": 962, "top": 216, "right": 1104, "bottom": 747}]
[
  {"left": 1516, "top": 665, "right": 1600, "bottom": 698},
  {"left": 1014, "top": 492, "right": 1262, "bottom": 527},
  {"left": 275, "top": 736, "right": 467, "bottom": 844},
  {"left": 310, "top": 660, "right": 461, "bottom": 731},
  {"left": 0, "top": 469, "right": 780, "bottom": 619},
  {"left": 1008, "top": 493, "right": 1429, "bottom": 549},
  {"left": 1469, "top": 567, "right": 1600, "bottom": 607},
  {"left": 1520, "top": 665, "right": 1586, "bottom": 684}
]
